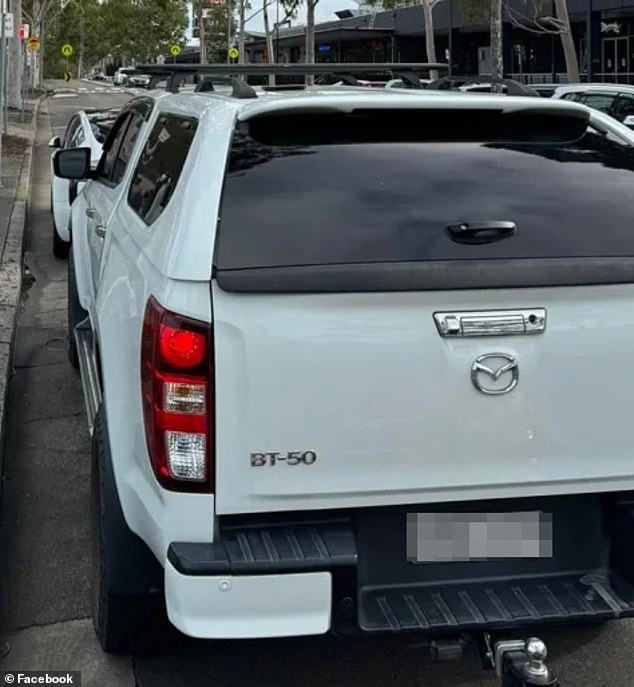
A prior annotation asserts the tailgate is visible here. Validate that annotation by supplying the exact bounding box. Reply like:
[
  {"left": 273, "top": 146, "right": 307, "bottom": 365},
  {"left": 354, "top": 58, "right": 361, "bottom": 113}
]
[
  {"left": 211, "top": 105, "right": 634, "bottom": 514},
  {"left": 213, "top": 284, "right": 634, "bottom": 514}
]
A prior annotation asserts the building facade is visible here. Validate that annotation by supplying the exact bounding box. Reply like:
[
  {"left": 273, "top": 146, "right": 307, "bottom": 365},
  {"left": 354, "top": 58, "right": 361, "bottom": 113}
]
[{"left": 242, "top": 0, "right": 634, "bottom": 84}]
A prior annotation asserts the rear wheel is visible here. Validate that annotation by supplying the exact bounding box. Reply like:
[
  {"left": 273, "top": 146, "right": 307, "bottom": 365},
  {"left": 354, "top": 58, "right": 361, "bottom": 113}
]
[
  {"left": 52, "top": 200, "right": 70, "bottom": 259},
  {"left": 91, "top": 407, "right": 173, "bottom": 654},
  {"left": 53, "top": 227, "right": 70, "bottom": 259}
]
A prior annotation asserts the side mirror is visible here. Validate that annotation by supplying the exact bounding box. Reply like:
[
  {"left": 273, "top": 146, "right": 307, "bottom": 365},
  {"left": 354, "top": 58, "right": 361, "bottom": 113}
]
[
  {"left": 48, "top": 136, "right": 62, "bottom": 148},
  {"left": 53, "top": 147, "right": 92, "bottom": 179},
  {"left": 624, "top": 115, "right": 634, "bottom": 129}
]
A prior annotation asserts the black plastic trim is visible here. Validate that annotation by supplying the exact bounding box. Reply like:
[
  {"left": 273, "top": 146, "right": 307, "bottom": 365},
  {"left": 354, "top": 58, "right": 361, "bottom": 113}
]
[
  {"left": 168, "top": 521, "right": 358, "bottom": 575},
  {"left": 215, "top": 258, "right": 634, "bottom": 293}
]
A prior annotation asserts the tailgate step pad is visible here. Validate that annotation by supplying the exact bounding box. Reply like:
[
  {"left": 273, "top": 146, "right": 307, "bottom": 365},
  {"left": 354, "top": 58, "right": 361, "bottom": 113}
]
[{"left": 359, "top": 573, "right": 634, "bottom": 632}]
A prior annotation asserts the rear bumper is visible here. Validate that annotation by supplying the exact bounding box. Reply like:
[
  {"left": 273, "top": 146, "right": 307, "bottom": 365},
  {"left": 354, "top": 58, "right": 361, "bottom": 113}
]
[
  {"left": 165, "top": 562, "right": 332, "bottom": 638},
  {"left": 165, "top": 495, "right": 634, "bottom": 639}
]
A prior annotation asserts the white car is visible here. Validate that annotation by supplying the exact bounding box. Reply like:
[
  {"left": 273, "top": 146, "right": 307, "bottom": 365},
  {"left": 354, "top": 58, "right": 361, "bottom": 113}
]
[
  {"left": 113, "top": 67, "right": 137, "bottom": 86},
  {"left": 552, "top": 83, "right": 634, "bottom": 127},
  {"left": 52, "top": 64, "right": 634, "bottom": 680},
  {"left": 48, "top": 108, "right": 119, "bottom": 258}
]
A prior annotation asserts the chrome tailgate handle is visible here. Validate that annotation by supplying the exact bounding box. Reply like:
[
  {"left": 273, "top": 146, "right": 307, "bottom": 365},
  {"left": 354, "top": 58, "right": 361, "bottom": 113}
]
[{"left": 434, "top": 309, "right": 546, "bottom": 338}]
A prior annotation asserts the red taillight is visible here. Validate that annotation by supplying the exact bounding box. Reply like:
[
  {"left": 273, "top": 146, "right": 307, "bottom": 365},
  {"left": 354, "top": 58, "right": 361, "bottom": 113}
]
[
  {"left": 159, "top": 325, "right": 206, "bottom": 369},
  {"left": 141, "top": 296, "right": 213, "bottom": 492}
]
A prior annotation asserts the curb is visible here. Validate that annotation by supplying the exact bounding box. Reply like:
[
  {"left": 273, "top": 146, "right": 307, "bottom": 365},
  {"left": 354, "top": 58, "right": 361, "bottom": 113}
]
[{"left": 0, "top": 95, "right": 43, "bottom": 483}]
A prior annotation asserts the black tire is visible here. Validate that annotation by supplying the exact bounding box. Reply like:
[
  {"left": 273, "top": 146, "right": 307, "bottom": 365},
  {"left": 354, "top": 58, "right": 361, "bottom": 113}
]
[
  {"left": 91, "top": 407, "right": 173, "bottom": 654},
  {"left": 53, "top": 227, "right": 70, "bottom": 259},
  {"left": 67, "top": 250, "right": 87, "bottom": 369}
]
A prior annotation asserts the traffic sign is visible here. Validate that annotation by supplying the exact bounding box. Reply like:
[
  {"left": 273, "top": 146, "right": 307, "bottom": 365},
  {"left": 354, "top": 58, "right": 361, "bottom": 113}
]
[
  {"left": 18, "top": 23, "right": 29, "bottom": 40},
  {"left": 61, "top": 43, "right": 73, "bottom": 57},
  {"left": 169, "top": 44, "right": 181, "bottom": 57},
  {"left": 4, "top": 13, "right": 14, "bottom": 36},
  {"left": 64, "top": 71, "right": 72, "bottom": 82},
  {"left": 229, "top": 47, "right": 239, "bottom": 60},
  {"left": 27, "top": 35, "right": 40, "bottom": 51},
  {"left": 26, "top": 42, "right": 38, "bottom": 53}
]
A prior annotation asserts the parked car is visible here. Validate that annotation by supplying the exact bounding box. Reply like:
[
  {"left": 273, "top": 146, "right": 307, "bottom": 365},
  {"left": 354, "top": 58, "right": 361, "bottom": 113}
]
[
  {"left": 48, "top": 108, "right": 120, "bottom": 258},
  {"left": 125, "top": 70, "right": 151, "bottom": 88},
  {"left": 90, "top": 70, "right": 106, "bottom": 81},
  {"left": 52, "top": 67, "right": 634, "bottom": 684},
  {"left": 113, "top": 67, "right": 137, "bottom": 86},
  {"left": 553, "top": 83, "right": 634, "bottom": 127},
  {"left": 529, "top": 84, "right": 560, "bottom": 98},
  {"left": 384, "top": 78, "right": 432, "bottom": 88},
  {"left": 427, "top": 76, "right": 540, "bottom": 96}
]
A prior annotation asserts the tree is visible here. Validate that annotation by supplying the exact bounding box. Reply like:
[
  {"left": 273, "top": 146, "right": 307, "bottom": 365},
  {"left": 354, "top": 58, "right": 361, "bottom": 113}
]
[
  {"left": 505, "top": 0, "right": 580, "bottom": 82},
  {"left": 42, "top": 0, "right": 187, "bottom": 76},
  {"left": 193, "top": 0, "right": 208, "bottom": 62},
  {"left": 367, "top": 0, "right": 443, "bottom": 79},
  {"left": 490, "top": 0, "right": 503, "bottom": 91},
  {"left": 304, "top": 0, "right": 318, "bottom": 82},
  {"left": 261, "top": 0, "right": 298, "bottom": 82},
  {"left": 201, "top": 1, "right": 237, "bottom": 62}
]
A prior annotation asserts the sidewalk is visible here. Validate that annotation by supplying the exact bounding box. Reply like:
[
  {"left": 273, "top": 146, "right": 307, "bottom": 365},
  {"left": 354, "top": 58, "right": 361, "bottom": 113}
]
[
  {"left": 0, "top": 96, "right": 40, "bottom": 478},
  {"left": 0, "top": 102, "right": 35, "bottom": 268}
]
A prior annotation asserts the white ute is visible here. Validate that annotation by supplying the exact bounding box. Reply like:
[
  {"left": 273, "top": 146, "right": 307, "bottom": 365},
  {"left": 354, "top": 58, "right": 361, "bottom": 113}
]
[{"left": 52, "top": 64, "right": 634, "bottom": 677}]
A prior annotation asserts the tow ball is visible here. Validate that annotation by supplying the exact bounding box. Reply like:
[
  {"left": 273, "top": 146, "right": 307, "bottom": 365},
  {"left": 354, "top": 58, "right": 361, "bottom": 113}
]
[{"left": 484, "top": 635, "right": 560, "bottom": 687}]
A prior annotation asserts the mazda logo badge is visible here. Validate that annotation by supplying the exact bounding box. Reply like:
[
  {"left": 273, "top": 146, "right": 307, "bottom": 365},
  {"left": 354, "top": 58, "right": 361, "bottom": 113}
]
[{"left": 471, "top": 353, "right": 519, "bottom": 395}]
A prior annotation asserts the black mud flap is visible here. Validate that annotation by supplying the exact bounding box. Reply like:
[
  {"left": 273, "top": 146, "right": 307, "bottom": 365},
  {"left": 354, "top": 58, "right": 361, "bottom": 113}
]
[{"left": 356, "top": 494, "right": 634, "bottom": 633}]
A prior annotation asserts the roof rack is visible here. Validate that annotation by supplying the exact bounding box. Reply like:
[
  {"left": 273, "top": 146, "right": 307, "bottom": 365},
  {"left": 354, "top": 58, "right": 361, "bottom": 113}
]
[
  {"left": 137, "top": 62, "right": 448, "bottom": 98},
  {"left": 427, "top": 75, "right": 541, "bottom": 97}
]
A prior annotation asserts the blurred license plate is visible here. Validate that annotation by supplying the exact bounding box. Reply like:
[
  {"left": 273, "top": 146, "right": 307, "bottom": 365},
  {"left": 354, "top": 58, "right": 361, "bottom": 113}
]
[{"left": 406, "top": 511, "right": 553, "bottom": 562}]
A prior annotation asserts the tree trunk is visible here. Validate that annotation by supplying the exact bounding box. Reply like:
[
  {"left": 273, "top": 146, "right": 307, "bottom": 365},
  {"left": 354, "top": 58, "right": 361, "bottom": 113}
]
[
  {"left": 78, "top": 1, "right": 85, "bottom": 78},
  {"left": 422, "top": 0, "right": 438, "bottom": 80},
  {"left": 238, "top": 0, "right": 245, "bottom": 64},
  {"left": 226, "top": 0, "right": 232, "bottom": 64},
  {"left": 489, "top": 0, "right": 503, "bottom": 92},
  {"left": 554, "top": 0, "right": 579, "bottom": 82},
  {"left": 305, "top": 0, "right": 315, "bottom": 84},
  {"left": 7, "top": 0, "right": 22, "bottom": 109},
  {"left": 263, "top": 0, "right": 275, "bottom": 84},
  {"left": 196, "top": 1, "right": 207, "bottom": 63}
]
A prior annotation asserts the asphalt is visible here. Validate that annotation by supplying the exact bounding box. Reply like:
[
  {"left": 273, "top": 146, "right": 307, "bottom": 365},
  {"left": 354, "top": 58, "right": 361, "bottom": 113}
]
[{"left": 2, "top": 80, "right": 634, "bottom": 687}]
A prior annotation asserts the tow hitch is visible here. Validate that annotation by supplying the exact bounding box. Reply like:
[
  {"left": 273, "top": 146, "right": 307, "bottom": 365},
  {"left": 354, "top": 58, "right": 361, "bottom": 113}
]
[{"left": 485, "top": 635, "right": 559, "bottom": 687}]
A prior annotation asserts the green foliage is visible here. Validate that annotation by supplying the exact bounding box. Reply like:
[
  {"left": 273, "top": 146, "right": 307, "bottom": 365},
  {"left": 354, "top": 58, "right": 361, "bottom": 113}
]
[
  {"left": 44, "top": 0, "right": 188, "bottom": 76},
  {"left": 461, "top": 0, "right": 489, "bottom": 23},
  {"left": 202, "top": 2, "right": 237, "bottom": 62}
]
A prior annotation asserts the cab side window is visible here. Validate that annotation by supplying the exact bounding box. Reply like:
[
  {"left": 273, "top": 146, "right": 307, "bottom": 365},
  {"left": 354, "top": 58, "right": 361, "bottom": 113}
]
[
  {"left": 100, "top": 112, "right": 144, "bottom": 186},
  {"left": 64, "top": 116, "right": 81, "bottom": 147},
  {"left": 581, "top": 93, "right": 617, "bottom": 114},
  {"left": 101, "top": 113, "right": 132, "bottom": 182},
  {"left": 128, "top": 114, "right": 198, "bottom": 225},
  {"left": 613, "top": 94, "right": 634, "bottom": 122}
]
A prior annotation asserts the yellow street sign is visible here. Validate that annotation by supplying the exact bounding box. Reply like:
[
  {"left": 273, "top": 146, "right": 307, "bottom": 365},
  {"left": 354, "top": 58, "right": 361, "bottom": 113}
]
[
  {"left": 169, "top": 44, "right": 181, "bottom": 57},
  {"left": 27, "top": 34, "right": 40, "bottom": 51},
  {"left": 61, "top": 43, "right": 74, "bottom": 57},
  {"left": 229, "top": 47, "right": 239, "bottom": 60},
  {"left": 64, "top": 71, "right": 72, "bottom": 82}
]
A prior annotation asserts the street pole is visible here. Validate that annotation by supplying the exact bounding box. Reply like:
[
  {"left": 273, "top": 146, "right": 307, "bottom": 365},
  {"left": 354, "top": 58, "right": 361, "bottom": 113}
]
[
  {"left": 0, "top": 0, "right": 6, "bottom": 186},
  {"left": 3, "top": 30, "right": 8, "bottom": 134},
  {"left": 448, "top": 0, "right": 453, "bottom": 76},
  {"left": 238, "top": 0, "right": 245, "bottom": 64},
  {"left": 275, "top": 0, "right": 279, "bottom": 63},
  {"left": 226, "top": 0, "right": 231, "bottom": 63},
  {"left": 585, "top": 0, "right": 592, "bottom": 82}
]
